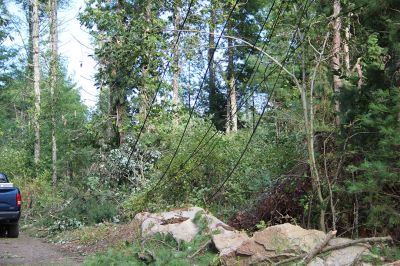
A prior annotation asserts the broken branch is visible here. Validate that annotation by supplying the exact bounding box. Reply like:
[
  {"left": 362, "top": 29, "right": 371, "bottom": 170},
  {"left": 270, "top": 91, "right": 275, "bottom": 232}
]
[
  {"left": 275, "top": 235, "right": 392, "bottom": 265},
  {"left": 304, "top": 230, "right": 337, "bottom": 263}
]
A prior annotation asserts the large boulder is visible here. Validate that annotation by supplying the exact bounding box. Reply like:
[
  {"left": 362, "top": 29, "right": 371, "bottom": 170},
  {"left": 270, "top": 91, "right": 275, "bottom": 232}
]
[
  {"left": 213, "top": 231, "right": 250, "bottom": 260},
  {"left": 252, "top": 223, "right": 325, "bottom": 254},
  {"left": 221, "top": 223, "right": 326, "bottom": 265},
  {"left": 309, "top": 238, "right": 372, "bottom": 266},
  {"left": 135, "top": 209, "right": 378, "bottom": 266},
  {"left": 221, "top": 223, "right": 376, "bottom": 266},
  {"left": 134, "top": 207, "right": 239, "bottom": 243}
]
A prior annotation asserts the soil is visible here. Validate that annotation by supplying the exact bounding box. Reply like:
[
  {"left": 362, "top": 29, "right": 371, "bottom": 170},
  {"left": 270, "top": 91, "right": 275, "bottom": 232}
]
[
  {"left": 0, "top": 233, "right": 83, "bottom": 266},
  {"left": 59, "top": 220, "right": 141, "bottom": 255}
]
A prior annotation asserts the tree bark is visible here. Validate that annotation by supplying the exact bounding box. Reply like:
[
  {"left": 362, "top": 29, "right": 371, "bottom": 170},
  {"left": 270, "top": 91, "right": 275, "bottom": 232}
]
[
  {"left": 139, "top": 0, "right": 152, "bottom": 120},
  {"left": 343, "top": 24, "right": 350, "bottom": 72},
  {"left": 331, "top": 0, "right": 342, "bottom": 126},
  {"left": 226, "top": 25, "right": 237, "bottom": 133},
  {"left": 49, "top": 0, "right": 58, "bottom": 185},
  {"left": 116, "top": 99, "right": 125, "bottom": 145},
  {"left": 208, "top": 2, "right": 216, "bottom": 119},
  {"left": 112, "top": 0, "right": 126, "bottom": 146},
  {"left": 276, "top": 236, "right": 392, "bottom": 265},
  {"left": 172, "top": 0, "right": 181, "bottom": 107},
  {"left": 303, "top": 230, "right": 337, "bottom": 264},
  {"left": 32, "top": 0, "right": 41, "bottom": 167},
  {"left": 352, "top": 57, "right": 363, "bottom": 89}
]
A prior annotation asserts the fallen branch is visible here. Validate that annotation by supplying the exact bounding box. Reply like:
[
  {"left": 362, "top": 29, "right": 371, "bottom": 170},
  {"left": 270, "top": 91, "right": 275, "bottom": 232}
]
[
  {"left": 304, "top": 230, "right": 337, "bottom": 263},
  {"left": 188, "top": 240, "right": 211, "bottom": 259},
  {"left": 321, "top": 236, "right": 392, "bottom": 253},
  {"left": 275, "top": 235, "right": 392, "bottom": 265}
]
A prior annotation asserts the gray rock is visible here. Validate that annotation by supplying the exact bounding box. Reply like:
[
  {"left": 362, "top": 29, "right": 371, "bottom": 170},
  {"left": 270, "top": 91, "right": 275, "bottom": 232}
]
[
  {"left": 134, "top": 206, "right": 235, "bottom": 243},
  {"left": 135, "top": 209, "right": 377, "bottom": 266},
  {"left": 309, "top": 238, "right": 371, "bottom": 266}
]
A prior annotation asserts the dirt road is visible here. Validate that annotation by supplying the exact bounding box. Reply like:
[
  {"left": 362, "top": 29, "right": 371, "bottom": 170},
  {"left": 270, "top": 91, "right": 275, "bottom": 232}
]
[{"left": 0, "top": 233, "right": 82, "bottom": 265}]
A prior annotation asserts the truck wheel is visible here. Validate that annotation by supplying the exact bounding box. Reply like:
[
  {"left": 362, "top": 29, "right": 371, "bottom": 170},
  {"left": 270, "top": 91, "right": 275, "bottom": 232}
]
[{"left": 7, "top": 223, "right": 19, "bottom": 238}]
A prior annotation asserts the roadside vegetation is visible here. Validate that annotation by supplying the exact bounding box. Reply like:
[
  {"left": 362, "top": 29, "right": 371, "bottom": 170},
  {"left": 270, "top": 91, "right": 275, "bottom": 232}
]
[{"left": 0, "top": 0, "right": 399, "bottom": 264}]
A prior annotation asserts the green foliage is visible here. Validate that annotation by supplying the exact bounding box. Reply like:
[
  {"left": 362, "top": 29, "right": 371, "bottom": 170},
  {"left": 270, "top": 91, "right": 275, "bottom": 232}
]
[
  {"left": 255, "top": 220, "right": 267, "bottom": 231},
  {"left": 0, "top": 146, "right": 31, "bottom": 178},
  {"left": 121, "top": 109, "right": 304, "bottom": 220},
  {"left": 364, "top": 34, "right": 386, "bottom": 71},
  {"left": 84, "top": 232, "right": 218, "bottom": 266},
  {"left": 368, "top": 245, "right": 400, "bottom": 264},
  {"left": 56, "top": 191, "right": 118, "bottom": 227},
  {"left": 333, "top": 0, "right": 400, "bottom": 237},
  {"left": 346, "top": 88, "right": 400, "bottom": 232},
  {"left": 24, "top": 179, "right": 120, "bottom": 231},
  {"left": 96, "top": 137, "right": 160, "bottom": 190},
  {"left": 193, "top": 211, "right": 209, "bottom": 234},
  {"left": 1, "top": 0, "right": 399, "bottom": 254}
]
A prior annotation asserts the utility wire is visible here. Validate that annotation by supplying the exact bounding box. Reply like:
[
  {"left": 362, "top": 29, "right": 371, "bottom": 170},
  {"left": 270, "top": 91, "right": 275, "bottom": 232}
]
[
  {"left": 125, "top": 0, "right": 195, "bottom": 166},
  {"left": 184, "top": 1, "right": 312, "bottom": 184},
  {"left": 145, "top": 0, "right": 240, "bottom": 196},
  {"left": 156, "top": 0, "right": 285, "bottom": 182},
  {"left": 207, "top": 0, "right": 313, "bottom": 202}
]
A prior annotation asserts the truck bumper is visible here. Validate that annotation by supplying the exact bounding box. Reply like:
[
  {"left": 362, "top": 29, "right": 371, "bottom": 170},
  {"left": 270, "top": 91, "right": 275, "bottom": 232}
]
[{"left": 0, "top": 211, "right": 20, "bottom": 224}]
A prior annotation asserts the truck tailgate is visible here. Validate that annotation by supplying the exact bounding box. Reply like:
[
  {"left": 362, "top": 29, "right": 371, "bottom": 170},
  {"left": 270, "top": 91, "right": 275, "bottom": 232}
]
[{"left": 0, "top": 188, "right": 18, "bottom": 211}]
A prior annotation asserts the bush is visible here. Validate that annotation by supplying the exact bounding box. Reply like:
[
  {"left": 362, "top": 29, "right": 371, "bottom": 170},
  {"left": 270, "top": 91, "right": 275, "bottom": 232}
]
[
  {"left": 24, "top": 179, "right": 120, "bottom": 231},
  {"left": 96, "top": 137, "right": 160, "bottom": 191},
  {"left": 123, "top": 111, "right": 304, "bottom": 219}
]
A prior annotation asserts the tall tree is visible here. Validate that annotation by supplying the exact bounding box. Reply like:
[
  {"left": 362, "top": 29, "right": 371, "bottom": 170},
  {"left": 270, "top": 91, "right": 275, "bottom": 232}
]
[
  {"left": 331, "top": 0, "right": 342, "bottom": 126},
  {"left": 207, "top": 0, "right": 225, "bottom": 130},
  {"left": 113, "top": 0, "right": 127, "bottom": 145},
  {"left": 49, "top": 0, "right": 58, "bottom": 185},
  {"left": 139, "top": 0, "right": 152, "bottom": 119},
  {"left": 172, "top": 0, "right": 181, "bottom": 107},
  {"left": 226, "top": 19, "right": 237, "bottom": 133},
  {"left": 207, "top": 1, "right": 216, "bottom": 117},
  {"left": 31, "top": 0, "right": 41, "bottom": 166}
]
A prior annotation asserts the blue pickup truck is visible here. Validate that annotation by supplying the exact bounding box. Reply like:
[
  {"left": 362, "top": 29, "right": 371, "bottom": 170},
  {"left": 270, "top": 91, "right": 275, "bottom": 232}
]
[{"left": 0, "top": 173, "right": 21, "bottom": 238}]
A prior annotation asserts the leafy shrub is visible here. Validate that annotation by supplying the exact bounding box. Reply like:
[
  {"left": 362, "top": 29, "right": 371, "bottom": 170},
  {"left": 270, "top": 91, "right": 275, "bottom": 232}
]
[
  {"left": 97, "top": 137, "right": 160, "bottom": 191},
  {"left": 59, "top": 193, "right": 118, "bottom": 225},
  {"left": 25, "top": 179, "right": 120, "bottom": 231},
  {"left": 122, "top": 112, "right": 304, "bottom": 219}
]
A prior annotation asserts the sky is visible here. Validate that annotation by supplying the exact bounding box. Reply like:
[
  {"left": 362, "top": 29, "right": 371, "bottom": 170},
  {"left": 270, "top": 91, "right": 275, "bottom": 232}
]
[
  {"left": 58, "top": 0, "right": 97, "bottom": 108},
  {"left": 6, "top": 0, "right": 98, "bottom": 108}
]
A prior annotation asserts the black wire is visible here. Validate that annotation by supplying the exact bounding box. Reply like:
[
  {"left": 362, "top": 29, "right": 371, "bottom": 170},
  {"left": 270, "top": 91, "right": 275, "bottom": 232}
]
[
  {"left": 148, "top": 0, "right": 288, "bottom": 197},
  {"left": 146, "top": 0, "right": 240, "bottom": 195},
  {"left": 125, "top": 0, "right": 195, "bottom": 166},
  {"left": 172, "top": 0, "right": 281, "bottom": 172},
  {"left": 207, "top": 0, "right": 313, "bottom": 202},
  {"left": 156, "top": 0, "right": 286, "bottom": 180}
]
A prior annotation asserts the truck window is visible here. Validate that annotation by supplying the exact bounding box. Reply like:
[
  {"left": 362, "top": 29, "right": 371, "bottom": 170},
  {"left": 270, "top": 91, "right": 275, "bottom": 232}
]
[{"left": 0, "top": 173, "right": 8, "bottom": 183}]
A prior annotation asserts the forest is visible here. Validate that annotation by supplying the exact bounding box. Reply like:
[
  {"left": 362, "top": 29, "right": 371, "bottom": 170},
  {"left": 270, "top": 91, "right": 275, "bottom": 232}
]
[{"left": 0, "top": 0, "right": 399, "bottom": 264}]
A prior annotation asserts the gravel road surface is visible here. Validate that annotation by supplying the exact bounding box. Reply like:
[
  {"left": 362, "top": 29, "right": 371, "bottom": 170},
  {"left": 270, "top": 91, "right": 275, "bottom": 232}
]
[{"left": 0, "top": 233, "right": 82, "bottom": 265}]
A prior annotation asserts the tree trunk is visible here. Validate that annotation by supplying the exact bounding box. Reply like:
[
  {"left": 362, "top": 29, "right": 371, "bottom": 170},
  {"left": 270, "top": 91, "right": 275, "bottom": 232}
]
[
  {"left": 172, "top": 0, "right": 181, "bottom": 107},
  {"left": 343, "top": 24, "right": 350, "bottom": 73},
  {"left": 299, "top": 34, "right": 331, "bottom": 232},
  {"left": 32, "top": 0, "right": 41, "bottom": 167},
  {"left": 331, "top": 0, "right": 342, "bottom": 126},
  {"left": 226, "top": 27, "right": 237, "bottom": 133},
  {"left": 139, "top": 0, "right": 152, "bottom": 120},
  {"left": 105, "top": 0, "right": 126, "bottom": 147},
  {"left": 26, "top": 2, "right": 34, "bottom": 78},
  {"left": 116, "top": 99, "right": 125, "bottom": 145},
  {"left": 49, "top": 0, "right": 58, "bottom": 185},
  {"left": 208, "top": 2, "right": 216, "bottom": 119}
]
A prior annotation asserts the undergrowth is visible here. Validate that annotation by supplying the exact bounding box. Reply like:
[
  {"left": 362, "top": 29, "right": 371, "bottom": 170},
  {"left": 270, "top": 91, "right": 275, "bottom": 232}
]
[{"left": 83, "top": 233, "right": 219, "bottom": 266}]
